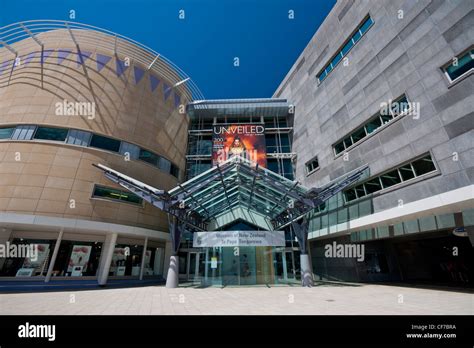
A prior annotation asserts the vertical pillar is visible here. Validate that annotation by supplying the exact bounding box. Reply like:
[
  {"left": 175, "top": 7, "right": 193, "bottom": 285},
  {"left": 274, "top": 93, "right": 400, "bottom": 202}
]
[
  {"left": 292, "top": 218, "right": 314, "bottom": 287},
  {"left": 139, "top": 237, "right": 148, "bottom": 280},
  {"left": 165, "top": 219, "right": 182, "bottom": 288},
  {"left": 0, "top": 228, "right": 12, "bottom": 270},
  {"left": 45, "top": 228, "right": 64, "bottom": 283},
  {"left": 97, "top": 233, "right": 118, "bottom": 286}
]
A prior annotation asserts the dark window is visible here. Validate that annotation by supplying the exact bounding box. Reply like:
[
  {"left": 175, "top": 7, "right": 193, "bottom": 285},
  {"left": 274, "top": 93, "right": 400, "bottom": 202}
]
[
  {"left": 359, "top": 16, "right": 373, "bottom": 34},
  {"left": 380, "top": 113, "right": 392, "bottom": 124},
  {"left": 411, "top": 155, "right": 436, "bottom": 176},
  {"left": 139, "top": 149, "right": 159, "bottom": 166},
  {"left": 345, "top": 188, "right": 357, "bottom": 202},
  {"left": 92, "top": 185, "right": 142, "bottom": 205},
  {"left": 0, "top": 127, "right": 14, "bottom": 139},
  {"left": 34, "top": 127, "right": 68, "bottom": 141},
  {"left": 334, "top": 141, "right": 345, "bottom": 155},
  {"left": 399, "top": 164, "right": 415, "bottom": 181},
  {"left": 445, "top": 49, "right": 474, "bottom": 81},
  {"left": 380, "top": 170, "right": 402, "bottom": 188},
  {"left": 305, "top": 157, "right": 319, "bottom": 174},
  {"left": 364, "top": 178, "right": 382, "bottom": 194},
  {"left": 351, "top": 127, "right": 366, "bottom": 143},
  {"left": 343, "top": 137, "right": 353, "bottom": 148},
  {"left": 90, "top": 134, "right": 120, "bottom": 152},
  {"left": 365, "top": 117, "right": 382, "bottom": 134},
  {"left": 171, "top": 164, "right": 180, "bottom": 178},
  {"left": 355, "top": 185, "right": 366, "bottom": 198}
]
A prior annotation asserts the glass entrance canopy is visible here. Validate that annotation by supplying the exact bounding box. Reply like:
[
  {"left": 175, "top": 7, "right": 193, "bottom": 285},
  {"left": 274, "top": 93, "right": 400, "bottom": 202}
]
[{"left": 94, "top": 156, "right": 368, "bottom": 231}]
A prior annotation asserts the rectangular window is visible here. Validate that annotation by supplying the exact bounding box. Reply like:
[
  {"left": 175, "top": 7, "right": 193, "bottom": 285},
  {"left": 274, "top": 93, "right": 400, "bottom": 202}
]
[
  {"left": 159, "top": 157, "right": 172, "bottom": 173},
  {"left": 444, "top": 48, "right": 474, "bottom": 82},
  {"left": 89, "top": 134, "right": 120, "bottom": 152},
  {"left": 305, "top": 157, "right": 319, "bottom": 174},
  {"left": 11, "top": 125, "right": 35, "bottom": 140},
  {"left": 34, "top": 127, "right": 68, "bottom": 141},
  {"left": 171, "top": 164, "right": 180, "bottom": 178},
  {"left": 0, "top": 127, "right": 14, "bottom": 139},
  {"left": 411, "top": 155, "right": 436, "bottom": 176},
  {"left": 317, "top": 15, "right": 373, "bottom": 83},
  {"left": 92, "top": 185, "right": 142, "bottom": 205},
  {"left": 333, "top": 94, "right": 409, "bottom": 155},
  {"left": 66, "top": 129, "right": 92, "bottom": 146},
  {"left": 343, "top": 153, "right": 437, "bottom": 202},
  {"left": 139, "top": 149, "right": 159, "bottom": 166},
  {"left": 119, "top": 142, "right": 140, "bottom": 159}
]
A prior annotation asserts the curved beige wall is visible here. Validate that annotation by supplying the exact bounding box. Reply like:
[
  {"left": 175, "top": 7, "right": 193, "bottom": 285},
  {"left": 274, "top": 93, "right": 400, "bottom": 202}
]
[{"left": 0, "top": 30, "right": 190, "bottom": 232}]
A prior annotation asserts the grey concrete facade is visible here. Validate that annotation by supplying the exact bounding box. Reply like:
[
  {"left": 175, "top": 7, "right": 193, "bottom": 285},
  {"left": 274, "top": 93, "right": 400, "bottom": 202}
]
[{"left": 273, "top": 0, "right": 473, "bottom": 282}]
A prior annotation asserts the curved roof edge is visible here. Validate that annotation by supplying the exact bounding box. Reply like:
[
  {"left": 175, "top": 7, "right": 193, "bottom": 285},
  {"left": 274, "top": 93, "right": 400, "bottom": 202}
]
[{"left": 0, "top": 20, "right": 204, "bottom": 101}]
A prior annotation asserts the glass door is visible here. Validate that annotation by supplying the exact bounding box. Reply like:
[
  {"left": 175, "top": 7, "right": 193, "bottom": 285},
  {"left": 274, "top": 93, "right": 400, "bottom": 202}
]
[{"left": 187, "top": 252, "right": 204, "bottom": 282}]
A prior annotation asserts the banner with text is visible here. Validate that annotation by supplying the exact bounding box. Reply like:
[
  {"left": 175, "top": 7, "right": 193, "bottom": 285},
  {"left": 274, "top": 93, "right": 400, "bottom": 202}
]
[
  {"left": 212, "top": 123, "right": 266, "bottom": 167},
  {"left": 193, "top": 231, "right": 285, "bottom": 247}
]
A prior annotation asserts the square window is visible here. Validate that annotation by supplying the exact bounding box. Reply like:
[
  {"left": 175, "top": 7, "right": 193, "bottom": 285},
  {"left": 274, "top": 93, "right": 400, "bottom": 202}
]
[
  {"left": 343, "top": 136, "right": 353, "bottom": 148},
  {"left": 345, "top": 188, "right": 357, "bottom": 202},
  {"left": 445, "top": 50, "right": 474, "bottom": 81},
  {"left": 351, "top": 127, "right": 366, "bottom": 143},
  {"left": 355, "top": 184, "right": 366, "bottom": 198},
  {"left": 399, "top": 164, "right": 415, "bottom": 181},
  {"left": 334, "top": 141, "right": 345, "bottom": 155},
  {"left": 364, "top": 178, "right": 382, "bottom": 194}
]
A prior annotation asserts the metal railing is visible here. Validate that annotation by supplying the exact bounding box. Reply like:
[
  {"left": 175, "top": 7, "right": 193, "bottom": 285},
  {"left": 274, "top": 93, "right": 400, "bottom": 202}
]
[{"left": 0, "top": 20, "right": 205, "bottom": 101}]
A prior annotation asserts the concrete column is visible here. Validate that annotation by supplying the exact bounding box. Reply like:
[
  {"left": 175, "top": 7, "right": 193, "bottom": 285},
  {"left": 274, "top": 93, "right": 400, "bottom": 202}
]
[
  {"left": 45, "top": 229, "right": 64, "bottom": 283},
  {"left": 139, "top": 237, "right": 148, "bottom": 281},
  {"left": 0, "top": 228, "right": 12, "bottom": 270},
  {"left": 165, "top": 255, "right": 179, "bottom": 288},
  {"left": 97, "top": 233, "right": 118, "bottom": 286},
  {"left": 300, "top": 254, "right": 314, "bottom": 287},
  {"left": 163, "top": 240, "right": 172, "bottom": 278}
]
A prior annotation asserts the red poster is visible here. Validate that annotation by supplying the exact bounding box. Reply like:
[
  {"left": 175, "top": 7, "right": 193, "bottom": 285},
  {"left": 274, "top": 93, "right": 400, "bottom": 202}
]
[{"left": 212, "top": 124, "right": 266, "bottom": 167}]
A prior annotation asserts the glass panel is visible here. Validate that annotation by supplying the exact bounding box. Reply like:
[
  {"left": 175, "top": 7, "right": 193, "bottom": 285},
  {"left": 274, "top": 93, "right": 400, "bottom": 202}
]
[
  {"left": 119, "top": 142, "right": 140, "bottom": 159},
  {"left": 391, "top": 95, "right": 409, "bottom": 116},
  {"left": 419, "top": 216, "right": 437, "bottom": 232},
  {"left": 399, "top": 164, "right": 415, "bottom": 181},
  {"left": 380, "top": 170, "right": 402, "bottom": 188},
  {"left": 404, "top": 220, "right": 419, "bottom": 234},
  {"left": 34, "top": 127, "right": 68, "bottom": 141},
  {"left": 364, "top": 178, "right": 382, "bottom": 194},
  {"left": 355, "top": 184, "right": 366, "bottom": 198},
  {"left": 158, "top": 157, "right": 172, "bottom": 173},
  {"left": 436, "top": 213, "right": 455, "bottom": 228},
  {"left": 11, "top": 125, "right": 35, "bottom": 140},
  {"left": 331, "top": 52, "right": 342, "bottom": 68},
  {"left": 365, "top": 116, "right": 382, "bottom": 134},
  {"left": 0, "top": 127, "right": 14, "bottom": 139},
  {"left": 446, "top": 51, "right": 474, "bottom": 81},
  {"left": 345, "top": 188, "right": 357, "bottom": 202},
  {"left": 462, "top": 208, "right": 474, "bottom": 226},
  {"left": 394, "top": 223, "right": 404, "bottom": 236},
  {"left": 351, "top": 127, "right": 366, "bottom": 143},
  {"left": 334, "top": 141, "right": 345, "bottom": 154},
  {"left": 359, "top": 16, "right": 373, "bottom": 34},
  {"left": 341, "top": 39, "right": 354, "bottom": 56},
  {"left": 376, "top": 226, "right": 390, "bottom": 238},
  {"left": 90, "top": 134, "right": 120, "bottom": 152},
  {"left": 380, "top": 113, "right": 392, "bottom": 124},
  {"left": 411, "top": 155, "right": 436, "bottom": 176},
  {"left": 318, "top": 69, "right": 327, "bottom": 82},
  {"left": 92, "top": 185, "right": 142, "bottom": 205},
  {"left": 352, "top": 30, "right": 361, "bottom": 43},
  {"left": 139, "top": 149, "right": 159, "bottom": 166},
  {"left": 343, "top": 136, "right": 353, "bottom": 148},
  {"left": 66, "top": 129, "right": 91, "bottom": 146}
]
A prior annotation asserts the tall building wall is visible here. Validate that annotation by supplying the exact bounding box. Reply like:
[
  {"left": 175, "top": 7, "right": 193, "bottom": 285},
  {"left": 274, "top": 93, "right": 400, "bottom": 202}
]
[{"left": 274, "top": 0, "right": 473, "bottom": 240}]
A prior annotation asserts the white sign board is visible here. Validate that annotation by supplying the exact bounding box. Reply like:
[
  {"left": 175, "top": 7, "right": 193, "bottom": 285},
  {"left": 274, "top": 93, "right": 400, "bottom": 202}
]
[{"left": 193, "top": 231, "right": 285, "bottom": 247}]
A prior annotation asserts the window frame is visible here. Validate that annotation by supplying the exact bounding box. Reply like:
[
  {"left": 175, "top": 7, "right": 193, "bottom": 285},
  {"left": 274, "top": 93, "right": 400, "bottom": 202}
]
[
  {"left": 441, "top": 47, "right": 474, "bottom": 85},
  {"left": 305, "top": 156, "right": 320, "bottom": 176}
]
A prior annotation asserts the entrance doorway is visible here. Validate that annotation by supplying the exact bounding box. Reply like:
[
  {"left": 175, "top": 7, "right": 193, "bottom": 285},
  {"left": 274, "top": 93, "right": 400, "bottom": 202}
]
[
  {"left": 187, "top": 252, "right": 205, "bottom": 282},
  {"left": 274, "top": 249, "right": 296, "bottom": 283}
]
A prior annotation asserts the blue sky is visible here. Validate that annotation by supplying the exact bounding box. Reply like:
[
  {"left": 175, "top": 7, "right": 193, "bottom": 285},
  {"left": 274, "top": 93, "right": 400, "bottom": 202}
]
[{"left": 1, "top": 0, "right": 335, "bottom": 99}]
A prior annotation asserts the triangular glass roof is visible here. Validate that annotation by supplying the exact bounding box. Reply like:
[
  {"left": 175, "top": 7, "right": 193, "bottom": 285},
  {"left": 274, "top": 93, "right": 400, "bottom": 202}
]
[{"left": 94, "top": 157, "right": 368, "bottom": 231}]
